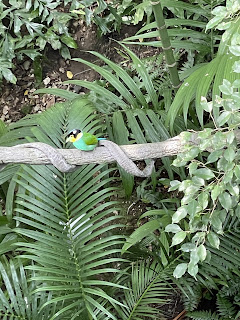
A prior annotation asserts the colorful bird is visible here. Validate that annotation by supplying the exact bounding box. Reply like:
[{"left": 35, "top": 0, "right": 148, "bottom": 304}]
[{"left": 66, "top": 129, "right": 105, "bottom": 151}]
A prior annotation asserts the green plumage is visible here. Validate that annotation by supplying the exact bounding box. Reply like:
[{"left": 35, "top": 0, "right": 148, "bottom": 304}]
[
  {"left": 73, "top": 132, "right": 104, "bottom": 151},
  {"left": 82, "top": 132, "right": 98, "bottom": 145}
]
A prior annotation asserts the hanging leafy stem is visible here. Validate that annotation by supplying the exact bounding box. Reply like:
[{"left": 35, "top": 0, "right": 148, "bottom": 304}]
[{"left": 167, "top": 78, "right": 240, "bottom": 278}]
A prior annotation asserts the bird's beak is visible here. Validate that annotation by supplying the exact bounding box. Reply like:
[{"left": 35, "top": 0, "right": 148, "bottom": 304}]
[{"left": 66, "top": 136, "right": 71, "bottom": 143}]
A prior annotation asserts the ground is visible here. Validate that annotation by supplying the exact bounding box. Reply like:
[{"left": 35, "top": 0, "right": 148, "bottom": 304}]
[{"left": 0, "top": 23, "right": 160, "bottom": 123}]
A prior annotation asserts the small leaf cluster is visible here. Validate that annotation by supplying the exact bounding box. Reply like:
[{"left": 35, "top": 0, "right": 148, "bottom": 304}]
[
  {"left": 166, "top": 78, "right": 240, "bottom": 278},
  {"left": 0, "top": 0, "right": 78, "bottom": 84},
  {"left": 206, "top": 0, "right": 240, "bottom": 31},
  {"left": 206, "top": 0, "right": 240, "bottom": 72}
]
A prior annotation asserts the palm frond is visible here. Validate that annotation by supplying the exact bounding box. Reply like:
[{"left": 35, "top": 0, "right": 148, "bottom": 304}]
[
  {"left": 185, "top": 229, "right": 240, "bottom": 319},
  {"left": 166, "top": 54, "right": 240, "bottom": 130},
  {"left": 123, "top": 23, "right": 212, "bottom": 54},
  {"left": 0, "top": 98, "right": 128, "bottom": 319},
  {"left": 62, "top": 45, "right": 159, "bottom": 112},
  {"left": 0, "top": 258, "right": 60, "bottom": 320},
  {"left": 115, "top": 260, "right": 173, "bottom": 320},
  {"left": 201, "top": 231, "right": 240, "bottom": 281}
]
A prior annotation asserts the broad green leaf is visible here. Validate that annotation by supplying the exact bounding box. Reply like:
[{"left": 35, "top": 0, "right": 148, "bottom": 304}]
[
  {"left": 172, "top": 207, "right": 188, "bottom": 224},
  {"left": 211, "top": 185, "right": 221, "bottom": 201},
  {"left": 219, "top": 79, "right": 233, "bottom": 95},
  {"left": 206, "top": 15, "right": 224, "bottom": 31},
  {"left": 233, "top": 60, "right": 240, "bottom": 73},
  {"left": 197, "top": 244, "right": 207, "bottom": 262},
  {"left": 211, "top": 6, "right": 227, "bottom": 16},
  {"left": 217, "top": 111, "right": 231, "bottom": 126},
  {"left": 200, "top": 97, "right": 212, "bottom": 112},
  {"left": 60, "top": 45, "right": 71, "bottom": 60},
  {"left": 2, "top": 68, "right": 17, "bottom": 84},
  {"left": 211, "top": 211, "right": 223, "bottom": 232},
  {"left": 60, "top": 35, "right": 78, "bottom": 48},
  {"left": 218, "top": 192, "right": 232, "bottom": 211},
  {"left": 230, "top": 45, "right": 240, "bottom": 56},
  {"left": 224, "top": 147, "right": 235, "bottom": 162},
  {"left": 189, "top": 162, "right": 198, "bottom": 176},
  {"left": 232, "top": 79, "right": 240, "bottom": 88},
  {"left": 181, "top": 242, "right": 195, "bottom": 252},
  {"left": 198, "top": 191, "right": 208, "bottom": 210},
  {"left": 194, "top": 168, "right": 215, "bottom": 180},
  {"left": 173, "top": 263, "right": 188, "bottom": 278},
  {"left": 121, "top": 220, "right": 160, "bottom": 254},
  {"left": 165, "top": 224, "right": 182, "bottom": 233},
  {"left": 188, "top": 262, "right": 198, "bottom": 278},
  {"left": 169, "top": 180, "right": 181, "bottom": 191},
  {"left": 207, "top": 150, "right": 223, "bottom": 164},
  {"left": 171, "top": 231, "right": 187, "bottom": 247},
  {"left": 234, "top": 165, "right": 240, "bottom": 179},
  {"left": 187, "top": 199, "right": 198, "bottom": 217},
  {"left": 207, "top": 231, "right": 220, "bottom": 249},
  {"left": 190, "top": 249, "right": 199, "bottom": 265},
  {"left": 184, "top": 147, "right": 200, "bottom": 161}
]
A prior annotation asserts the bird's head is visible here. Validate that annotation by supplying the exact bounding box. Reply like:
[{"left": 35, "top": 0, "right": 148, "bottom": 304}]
[{"left": 66, "top": 129, "right": 83, "bottom": 143}]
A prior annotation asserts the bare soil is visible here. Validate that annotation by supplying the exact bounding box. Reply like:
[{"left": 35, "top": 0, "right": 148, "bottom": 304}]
[{"left": 0, "top": 23, "right": 161, "bottom": 123}]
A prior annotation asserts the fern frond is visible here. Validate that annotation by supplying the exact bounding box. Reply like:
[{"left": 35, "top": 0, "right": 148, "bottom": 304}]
[
  {"left": 216, "top": 295, "right": 237, "bottom": 318},
  {"left": 220, "top": 277, "right": 240, "bottom": 297},
  {"left": 187, "top": 310, "right": 223, "bottom": 320},
  {"left": 181, "top": 280, "right": 203, "bottom": 312}
]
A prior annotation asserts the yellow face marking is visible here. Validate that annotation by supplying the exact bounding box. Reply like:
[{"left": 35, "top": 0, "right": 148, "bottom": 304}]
[{"left": 66, "top": 132, "right": 83, "bottom": 143}]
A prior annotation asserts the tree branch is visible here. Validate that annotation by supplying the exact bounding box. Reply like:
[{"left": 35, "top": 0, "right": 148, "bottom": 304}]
[{"left": 0, "top": 136, "right": 183, "bottom": 167}]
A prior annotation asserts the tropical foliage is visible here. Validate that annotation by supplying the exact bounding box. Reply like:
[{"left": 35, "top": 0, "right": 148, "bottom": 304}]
[
  {"left": 0, "top": 0, "right": 80, "bottom": 84},
  {"left": 1, "top": 0, "right": 240, "bottom": 319}
]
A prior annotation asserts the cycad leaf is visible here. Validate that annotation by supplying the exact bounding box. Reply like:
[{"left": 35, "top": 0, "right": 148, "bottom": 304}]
[
  {"left": 112, "top": 111, "right": 134, "bottom": 197},
  {"left": 0, "top": 259, "right": 58, "bottom": 319},
  {"left": 64, "top": 79, "right": 128, "bottom": 110},
  {"left": 116, "top": 260, "right": 172, "bottom": 320},
  {"left": 122, "top": 220, "right": 160, "bottom": 254},
  {"left": 72, "top": 58, "right": 139, "bottom": 108},
  {"left": 1, "top": 98, "right": 127, "bottom": 319},
  {"left": 34, "top": 88, "right": 78, "bottom": 100},
  {"left": 87, "top": 51, "right": 148, "bottom": 108},
  {"left": 120, "top": 43, "right": 159, "bottom": 110}
]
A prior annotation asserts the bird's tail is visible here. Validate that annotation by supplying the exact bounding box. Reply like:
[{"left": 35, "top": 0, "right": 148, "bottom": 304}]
[{"left": 97, "top": 138, "right": 107, "bottom": 141}]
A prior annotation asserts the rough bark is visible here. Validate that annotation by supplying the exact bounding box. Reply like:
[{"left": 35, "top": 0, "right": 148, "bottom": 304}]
[{"left": 0, "top": 135, "right": 183, "bottom": 167}]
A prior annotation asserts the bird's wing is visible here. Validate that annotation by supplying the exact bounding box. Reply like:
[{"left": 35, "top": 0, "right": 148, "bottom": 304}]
[{"left": 82, "top": 132, "right": 98, "bottom": 145}]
